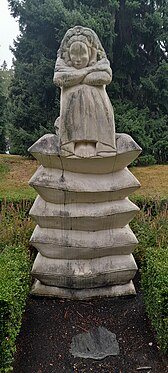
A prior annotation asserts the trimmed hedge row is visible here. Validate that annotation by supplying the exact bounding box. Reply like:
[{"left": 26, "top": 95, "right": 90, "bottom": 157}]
[
  {"left": 141, "top": 247, "right": 168, "bottom": 354},
  {"left": 0, "top": 246, "right": 31, "bottom": 372}
]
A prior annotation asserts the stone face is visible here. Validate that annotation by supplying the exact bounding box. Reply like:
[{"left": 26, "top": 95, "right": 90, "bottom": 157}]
[
  {"left": 70, "top": 326, "right": 119, "bottom": 359},
  {"left": 31, "top": 253, "right": 137, "bottom": 288},
  {"left": 29, "top": 26, "right": 141, "bottom": 298}
]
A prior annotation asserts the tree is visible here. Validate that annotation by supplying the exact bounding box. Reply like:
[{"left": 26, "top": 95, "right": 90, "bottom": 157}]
[
  {"left": 112, "top": 0, "right": 168, "bottom": 163},
  {"left": 0, "top": 70, "right": 7, "bottom": 153}
]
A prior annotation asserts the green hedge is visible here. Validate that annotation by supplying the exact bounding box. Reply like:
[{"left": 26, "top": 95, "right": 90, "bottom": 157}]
[
  {"left": 141, "top": 247, "right": 168, "bottom": 354},
  {"left": 0, "top": 246, "right": 31, "bottom": 372}
]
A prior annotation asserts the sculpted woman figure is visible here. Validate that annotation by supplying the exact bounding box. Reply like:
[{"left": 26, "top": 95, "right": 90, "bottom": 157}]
[{"left": 53, "top": 26, "right": 116, "bottom": 158}]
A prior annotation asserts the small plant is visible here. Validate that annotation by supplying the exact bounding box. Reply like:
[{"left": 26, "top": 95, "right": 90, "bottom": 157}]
[
  {"left": 0, "top": 162, "right": 9, "bottom": 176},
  {"left": 141, "top": 247, "right": 168, "bottom": 354},
  {"left": 0, "top": 200, "right": 35, "bottom": 254},
  {"left": 130, "top": 197, "right": 168, "bottom": 265}
]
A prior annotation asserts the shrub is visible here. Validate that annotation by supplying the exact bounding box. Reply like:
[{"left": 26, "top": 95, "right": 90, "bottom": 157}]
[
  {"left": 130, "top": 198, "right": 168, "bottom": 264},
  {"left": 141, "top": 247, "right": 168, "bottom": 354},
  {"left": 132, "top": 154, "right": 157, "bottom": 167},
  {"left": 0, "top": 200, "right": 35, "bottom": 254},
  {"left": 0, "top": 246, "right": 31, "bottom": 372}
]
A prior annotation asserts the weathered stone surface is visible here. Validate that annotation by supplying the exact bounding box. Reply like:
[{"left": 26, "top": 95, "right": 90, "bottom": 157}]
[
  {"left": 28, "top": 25, "right": 141, "bottom": 298},
  {"left": 31, "top": 253, "right": 137, "bottom": 288},
  {"left": 54, "top": 26, "right": 116, "bottom": 158},
  {"left": 30, "top": 225, "right": 138, "bottom": 259},
  {"left": 70, "top": 326, "right": 119, "bottom": 359},
  {"left": 30, "top": 196, "right": 139, "bottom": 231},
  {"left": 28, "top": 133, "right": 60, "bottom": 155},
  {"left": 28, "top": 133, "right": 141, "bottom": 174},
  {"left": 31, "top": 279, "right": 136, "bottom": 298},
  {"left": 29, "top": 166, "right": 140, "bottom": 204}
]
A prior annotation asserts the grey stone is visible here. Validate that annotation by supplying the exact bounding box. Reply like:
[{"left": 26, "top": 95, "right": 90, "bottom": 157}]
[
  {"left": 31, "top": 253, "right": 137, "bottom": 288},
  {"left": 28, "top": 26, "right": 141, "bottom": 299},
  {"left": 31, "top": 280, "right": 136, "bottom": 298},
  {"left": 70, "top": 326, "right": 119, "bottom": 359},
  {"left": 30, "top": 225, "right": 138, "bottom": 259},
  {"left": 29, "top": 196, "right": 139, "bottom": 231},
  {"left": 28, "top": 133, "right": 141, "bottom": 174},
  {"left": 53, "top": 26, "right": 116, "bottom": 158},
  {"left": 29, "top": 166, "right": 140, "bottom": 204}
]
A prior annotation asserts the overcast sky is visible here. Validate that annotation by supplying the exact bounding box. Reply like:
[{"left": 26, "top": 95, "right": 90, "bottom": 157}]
[{"left": 0, "top": 0, "right": 19, "bottom": 68}]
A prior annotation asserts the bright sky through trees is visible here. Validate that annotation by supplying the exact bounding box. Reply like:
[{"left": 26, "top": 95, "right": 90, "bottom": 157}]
[{"left": 0, "top": 0, "right": 19, "bottom": 68}]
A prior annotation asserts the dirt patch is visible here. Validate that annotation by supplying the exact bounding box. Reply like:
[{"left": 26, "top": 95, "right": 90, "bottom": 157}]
[{"left": 12, "top": 273, "right": 168, "bottom": 373}]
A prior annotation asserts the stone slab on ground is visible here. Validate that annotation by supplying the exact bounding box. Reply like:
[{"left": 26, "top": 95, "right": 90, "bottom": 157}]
[{"left": 70, "top": 326, "right": 119, "bottom": 359}]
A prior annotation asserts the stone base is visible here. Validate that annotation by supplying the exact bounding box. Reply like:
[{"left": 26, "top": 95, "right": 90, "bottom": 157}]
[
  {"left": 28, "top": 132, "right": 141, "bottom": 300},
  {"left": 31, "top": 280, "right": 136, "bottom": 299}
]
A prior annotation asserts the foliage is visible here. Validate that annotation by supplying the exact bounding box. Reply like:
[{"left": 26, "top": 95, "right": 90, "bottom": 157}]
[
  {"left": 134, "top": 155, "right": 157, "bottom": 166},
  {"left": 141, "top": 247, "right": 168, "bottom": 353},
  {"left": 0, "top": 200, "right": 35, "bottom": 254},
  {"left": 0, "top": 64, "right": 14, "bottom": 154},
  {"left": 0, "top": 70, "right": 7, "bottom": 154},
  {"left": 111, "top": 0, "right": 168, "bottom": 163},
  {"left": 0, "top": 64, "right": 13, "bottom": 99},
  {"left": 0, "top": 245, "right": 31, "bottom": 372},
  {"left": 114, "top": 103, "right": 168, "bottom": 164},
  {"left": 7, "top": 0, "right": 168, "bottom": 160},
  {"left": 130, "top": 197, "right": 168, "bottom": 264}
]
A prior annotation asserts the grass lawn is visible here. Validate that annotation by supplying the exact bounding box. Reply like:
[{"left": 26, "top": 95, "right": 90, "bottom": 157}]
[
  {"left": 130, "top": 165, "right": 168, "bottom": 198},
  {"left": 0, "top": 154, "right": 167, "bottom": 200},
  {"left": 0, "top": 154, "right": 37, "bottom": 201}
]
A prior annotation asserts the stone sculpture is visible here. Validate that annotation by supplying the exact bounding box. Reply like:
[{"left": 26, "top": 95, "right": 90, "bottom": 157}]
[
  {"left": 28, "top": 26, "right": 142, "bottom": 299},
  {"left": 53, "top": 26, "right": 116, "bottom": 158}
]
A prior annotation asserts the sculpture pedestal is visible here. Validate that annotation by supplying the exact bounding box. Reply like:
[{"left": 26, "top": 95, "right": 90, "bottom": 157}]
[
  {"left": 29, "top": 133, "right": 141, "bottom": 299},
  {"left": 31, "top": 280, "right": 136, "bottom": 299}
]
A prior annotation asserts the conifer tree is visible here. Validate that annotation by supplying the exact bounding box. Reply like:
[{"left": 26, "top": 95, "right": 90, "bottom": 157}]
[{"left": 0, "top": 70, "right": 6, "bottom": 153}]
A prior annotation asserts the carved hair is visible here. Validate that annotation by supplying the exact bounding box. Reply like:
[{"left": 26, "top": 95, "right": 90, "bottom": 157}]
[{"left": 57, "top": 25, "right": 107, "bottom": 66}]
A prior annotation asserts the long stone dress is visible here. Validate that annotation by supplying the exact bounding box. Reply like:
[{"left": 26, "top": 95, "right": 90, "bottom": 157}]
[{"left": 54, "top": 58, "right": 116, "bottom": 157}]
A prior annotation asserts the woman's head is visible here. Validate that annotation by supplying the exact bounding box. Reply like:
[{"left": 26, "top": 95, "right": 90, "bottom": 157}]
[{"left": 57, "top": 26, "right": 107, "bottom": 67}]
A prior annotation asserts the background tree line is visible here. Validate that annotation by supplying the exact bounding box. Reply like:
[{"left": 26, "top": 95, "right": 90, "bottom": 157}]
[{"left": 1, "top": 0, "right": 167, "bottom": 164}]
